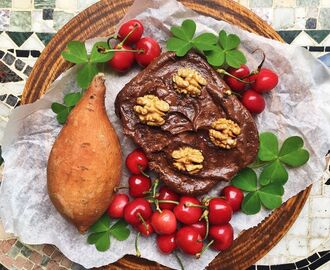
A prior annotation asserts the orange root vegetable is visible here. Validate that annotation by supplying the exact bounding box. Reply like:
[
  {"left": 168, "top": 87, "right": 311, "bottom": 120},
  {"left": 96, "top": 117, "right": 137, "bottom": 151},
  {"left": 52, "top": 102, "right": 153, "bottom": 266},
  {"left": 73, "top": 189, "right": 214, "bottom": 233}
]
[{"left": 47, "top": 74, "right": 122, "bottom": 233}]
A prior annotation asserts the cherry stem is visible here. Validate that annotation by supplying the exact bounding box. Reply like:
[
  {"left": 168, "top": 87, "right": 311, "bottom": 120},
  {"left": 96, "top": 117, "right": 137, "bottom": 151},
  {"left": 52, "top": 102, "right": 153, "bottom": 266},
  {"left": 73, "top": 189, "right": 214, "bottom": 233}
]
[
  {"left": 199, "top": 210, "right": 209, "bottom": 240},
  {"left": 98, "top": 47, "right": 144, "bottom": 54},
  {"left": 252, "top": 48, "right": 266, "bottom": 71},
  {"left": 157, "top": 199, "right": 179, "bottom": 205},
  {"left": 174, "top": 252, "right": 185, "bottom": 270},
  {"left": 117, "top": 23, "right": 139, "bottom": 48},
  {"left": 196, "top": 240, "right": 214, "bottom": 259},
  {"left": 184, "top": 202, "right": 207, "bottom": 209},
  {"left": 106, "top": 34, "right": 117, "bottom": 49},
  {"left": 137, "top": 213, "right": 148, "bottom": 231},
  {"left": 138, "top": 164, "right": 150, "bottom": 178},
  {"left": 113, "top": 186, "right": 128, "bottom": 192},
  {"left": 135, "top": 232, "right": 141, "bottom": 257},
  {"left": 217, "top": 69, "right": 252, "bottom": 84},
  {"left": 152, "top": 179, "right": 159, "bottom": 199}
]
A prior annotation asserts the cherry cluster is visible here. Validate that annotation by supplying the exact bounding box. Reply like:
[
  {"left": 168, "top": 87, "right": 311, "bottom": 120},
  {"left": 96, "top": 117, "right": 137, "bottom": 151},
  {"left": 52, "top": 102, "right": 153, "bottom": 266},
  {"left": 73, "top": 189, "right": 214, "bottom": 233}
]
[
  {"left": 223, "top": 63, "right": 279, "bottom": 114},
  {"left": 107, "top": 149, "right": 244, "bottom": 258},
  {"left": 107, "top": 19, "right": 161, "bottom": 72}
]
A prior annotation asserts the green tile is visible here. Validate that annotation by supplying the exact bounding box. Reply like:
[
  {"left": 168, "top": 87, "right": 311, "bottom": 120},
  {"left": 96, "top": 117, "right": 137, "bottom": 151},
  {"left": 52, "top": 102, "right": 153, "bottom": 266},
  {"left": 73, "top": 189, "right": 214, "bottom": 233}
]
[
  {"left": 0, "top": 0, "right": 11, "bottom": 8},
  {"left": 34, "top": 0, "right": 55, "bottom": 9},
  {"left": 277, "top": 30, "right": 301, "bottom": 44},
  {"left": 10, "top": 11, "right": 31, "bottom": 32},
  {"left": 41, "top": 255, "right": 50, "bottom": 266},
  {"left": 20, "top": 246, "right": 32, "bottom": 257},
  {"left": 297, "top": 0, "right": 320, "bottom": 6},
  {"left": 319, "top": 9, "right": 330, "bottom": 29},
  {"left": 305, "top": 30, "right": 330, "bottom": 43},
  {"left": 14, "top": 241, "right": 23, "bottom": 249},
  {"left": 53, "top": 11, "right": 74, "bottom": 31},
  {"left": 36, "top": 32, "right": 54, "bottom": 46},
  {"left": 8, "top": 246, "right": 20, "bottom": 258},
  {"left": 7, "top": 31, "right": 33, "bottom": 46},
  {"left": 249, "top": 0, "right": 273, "bottom": 8}
]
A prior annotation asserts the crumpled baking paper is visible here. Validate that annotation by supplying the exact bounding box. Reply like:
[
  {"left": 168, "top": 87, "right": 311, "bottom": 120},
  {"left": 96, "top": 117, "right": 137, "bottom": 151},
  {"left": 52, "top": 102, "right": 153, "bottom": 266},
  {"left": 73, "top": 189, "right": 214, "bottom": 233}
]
[{"left": 1, "top": 0, "right": 330, "bottom": 269}]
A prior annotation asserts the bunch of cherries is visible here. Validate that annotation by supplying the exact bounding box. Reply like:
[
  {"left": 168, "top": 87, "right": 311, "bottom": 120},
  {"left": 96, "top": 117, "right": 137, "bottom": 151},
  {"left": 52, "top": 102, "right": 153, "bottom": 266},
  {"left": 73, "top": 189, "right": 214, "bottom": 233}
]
[
  {"left": 222, "top": 61, "right": 279, "bottom": 114},
  {"left": 107, "top": 149, "right": 244, "bottom": 258},
  {"left": 104, "top": 19, "right": 161, "bottom": 72}
]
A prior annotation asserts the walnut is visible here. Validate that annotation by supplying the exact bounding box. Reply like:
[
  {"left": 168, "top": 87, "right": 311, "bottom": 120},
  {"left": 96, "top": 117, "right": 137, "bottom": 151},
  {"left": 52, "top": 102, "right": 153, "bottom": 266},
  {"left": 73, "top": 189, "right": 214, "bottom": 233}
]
[
  {"left": 172, "top": 67, "right": 207, "bottom": 97},
  {"left": 172, "top": 147, "right": 204, "bottom": 174},
  {"left": 134, "top": 95, "right": 170, "bottom": 126},
  {"left": 209, "top": 118, "right": 241, "bottom": 149}
]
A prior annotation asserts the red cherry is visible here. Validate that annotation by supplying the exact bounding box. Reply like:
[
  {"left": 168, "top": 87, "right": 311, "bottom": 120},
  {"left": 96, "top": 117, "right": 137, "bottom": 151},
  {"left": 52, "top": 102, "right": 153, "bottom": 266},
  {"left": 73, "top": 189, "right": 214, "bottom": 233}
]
[
  {"left": 176, "top": 226, "right": 203, "bottom": 255},
  {"left": 107, "top": 45, "right": 134, "bottom": 73},
  {"left": 191, "top": 221, "right": 207, "bottom": 239},
  {"left": 118, "top": 19, "right": 144, "bottom": 45},
  {"left": 173, "top": 196, "right": 203, "bottom": 225},
  {"left": 221, "top": 186, "right": 244, "bottom": 212},
  {"left": 209, "top": 224, "right": 234, "bottom": 251},
  {"left": 128, "top": 175, "right": 151, "bottom": 198},
  {"left": 156, "top": 234, "right": 176, "bottom": 254},
  {"left": 107, "top": 193, "right": 129, "bottom": 219},
  {"left": 241, "top": 90, "right": 266, "bottom": 114},
  {"left": 157, "top": 186, "right": 179, "bottom": 210},
  {"left": 135, "top": 37, "right": 161, "bottom": 67},
  {"left": 124, "top": 198, "right": 152, "bottom": 225},
  {"left": 135, "top": 219, "right": 154, "bottom": 237},
  {"left": 251, "top": 68, "right": 278, "bottom": 93},
  {"left": 151, "top": 210, "right": 177, "bottom": 235},
  {"left": 126, "top": 149, "right": 148, "bottom": 174},
  {"left": 224, "top": 64, "right": 250, "bottom": 92},
  {"left": 208, "top": 198, "right": 233, "bottom": 225}
]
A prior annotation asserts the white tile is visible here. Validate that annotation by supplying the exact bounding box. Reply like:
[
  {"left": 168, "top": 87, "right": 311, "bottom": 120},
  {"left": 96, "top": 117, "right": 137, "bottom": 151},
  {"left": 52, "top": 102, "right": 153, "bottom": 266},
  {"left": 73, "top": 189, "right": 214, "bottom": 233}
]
[
  {"left": 56, "top": 0, "right": 78, "bottom": 11},
  {"left": 273, "top": 8, "right": 295, "bottom": 29},
  {"left": 310, "top": 197, "right": 330, "bottom": 217},
  {"left": 238, "top": 0, "right": 249, "bottom": 7},
  {"left": 287, "top": 236, "right": 308, "bottom": 256},
  {"left": 20, "top": 33, "right": 45, "bottom": 51},
  {"left": 251, "top": 8, "right": 273, "bottom": 25},
  {"left": 320, "top": 0, "right": 330, "bottom": 7},
  {"left": 306, "top": 7, "right": 319, "bottom": 17},
  {"left": 0, "top": 102, "right": 12, "bottom": 118},
  {"left": 0, "top": 9, "right": 10, "bottom": 31},
  {"left": 0, "top": 219, "right": 14, "bottom": 240},
  {"left": 320, "top": 33, "right": 330, "bottom": 46},
  {"left": 0, "top": 32, "right": 17, "bottom": 50},
  {"left": 310, "top": 180, "right": 323, "bottom": 196},
  {"left": 309, "top": 238, "right": 326, "bottom": 252},
  {"left": 31, "top": 10, "right": 55, "bottom": 32},
  {"left": 274, "top": 0, "right": 297, "bottom": 7},
  {"left": 295, "top": 7, "right": 306, "bottom": 17},
  {"left": 310, "top": 218, "right": 330, "bottom": 238},
  {"left": 12, "top": 0, "right": 32, "bottom": 9},
  {"left": 77, "top": 0, "right": 98, "bottom": 10},
  {"left": 287, "top": 215, "right": 309, "bottom": 236},
  {"left": 291, "top": 31, "right": 318, "bottom": 46}
]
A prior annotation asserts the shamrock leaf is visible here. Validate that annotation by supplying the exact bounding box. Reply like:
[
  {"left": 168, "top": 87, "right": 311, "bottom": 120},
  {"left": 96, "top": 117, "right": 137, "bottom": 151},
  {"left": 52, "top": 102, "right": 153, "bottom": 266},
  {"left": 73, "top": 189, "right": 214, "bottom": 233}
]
[
  {"left": 258, "top": 184, "right": 284, "bottom": 210},
  {"left": 56, "top": 108, "right": 70, "bottom": 124},
  {"left": 241, "top": 191, "right": 261, "bottom": 215},
  {"left": 90, "top": 41, "right": 114, "bottom": 63},
  {"left": 192, "top": 33, "right": 218, "bottom": 51},
  {"left": 89, "top": 214, "right": 111, "bottom": 233},
  {"left": 166, "top": 38, "right": 193, "bottom": 57},
  {"left": 231, "top": 168, "right": 258, "bottom": 192},
  {"left": 218, "top": 30, "right": 240, "bottom": 50},
  {"left": 61, "top": 41, "right": 88, "bottom": 64},
  {"left": 171, "top": 19, "right": 196, "bottom": 41},
  {"left": 279, "top": 136, "right": 309, "bottom": 167},
  {"left": 225, "top": 50, "right": 246, "bottom": 68},
  {"left": 77, "top": 62, "right": 99, "bottom": 89},
  {"left": 51, "top": 103, "right": 66, "bottom": 114},
  {"left": 258, "top": 132, "right": 279, "bottom": 161},
  {"left": 88, "top": 231, "right": 111, "bottom": 252},
  {"left": 64, "top": 92, "right": 82, "bottom": 107},
  {"left": 204, "top": 49, "right": 225, "bottom": 67},
  {"left": 259, "top": 159, "right": 288, "bottom": 186}
]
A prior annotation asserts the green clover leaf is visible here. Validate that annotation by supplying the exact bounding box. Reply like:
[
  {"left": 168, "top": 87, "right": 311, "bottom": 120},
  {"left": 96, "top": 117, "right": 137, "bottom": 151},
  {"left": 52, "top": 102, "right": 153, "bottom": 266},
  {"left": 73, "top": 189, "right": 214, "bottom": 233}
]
[
  {"left": 231, "top": 168, "right": 258, "bottom": 192},
  {"left": 192, "top": 33, "right": 218, "bottom": 51},
  {"left": 259, "top": 159, "right": 288, "bottom": 186},
  {"left": 258, "top": 184, "right": 284, "bottom": 210},
  {"left": 204, "top": 49, "right": 225, "bottom": 67},
  {"left": 241, "top": 191, "right": 261, "bottom": 215},
  {"left": 90, "top": 41, "right": 114, "bottom": 63},
  {"left": 258, "top": 132, "right": 279, "bottom": 161},
  {"left": 171, "top": 19, "right": 196, "bottom": 41},
  {"left": 225, "top": 50, "right": 247, "bottom": 68},
  {"left": 64, "top": 92, "right": 82, "bottom": 107},
  {"left": 89, "top": 214, "right": 111, "bottom": 233},
  {"left": 61, "top": 41, "right": 88, "bottom": 64},
  {"left": 279, "top": 136, "right": 309, "bottom": 167},
  {"left": 51, "top": 103, "right": 66, "bottom": 114},
  {"left": 77, "top": 62, "right": 99, "bottom": 89}
]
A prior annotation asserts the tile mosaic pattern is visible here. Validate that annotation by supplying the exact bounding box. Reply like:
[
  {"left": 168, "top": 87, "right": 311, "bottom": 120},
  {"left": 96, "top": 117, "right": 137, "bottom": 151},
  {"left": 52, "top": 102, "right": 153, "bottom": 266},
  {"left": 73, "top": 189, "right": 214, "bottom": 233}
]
[{"left": 0, "top": 0, "right": 329, "bottom": 269}]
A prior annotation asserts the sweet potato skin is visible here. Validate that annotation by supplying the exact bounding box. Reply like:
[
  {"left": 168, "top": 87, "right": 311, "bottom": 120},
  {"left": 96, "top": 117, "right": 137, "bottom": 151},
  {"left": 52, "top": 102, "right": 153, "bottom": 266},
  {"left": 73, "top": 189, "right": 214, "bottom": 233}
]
[{"left": 47, "top": 74, "right": 122, "bottom": 233}]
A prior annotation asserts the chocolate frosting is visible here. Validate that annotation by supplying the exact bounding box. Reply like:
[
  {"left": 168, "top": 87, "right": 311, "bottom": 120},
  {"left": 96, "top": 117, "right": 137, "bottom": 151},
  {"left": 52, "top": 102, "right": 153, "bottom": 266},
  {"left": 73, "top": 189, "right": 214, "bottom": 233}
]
[{"left": 115, "top": 52, "right": 259, "bottom": 195}]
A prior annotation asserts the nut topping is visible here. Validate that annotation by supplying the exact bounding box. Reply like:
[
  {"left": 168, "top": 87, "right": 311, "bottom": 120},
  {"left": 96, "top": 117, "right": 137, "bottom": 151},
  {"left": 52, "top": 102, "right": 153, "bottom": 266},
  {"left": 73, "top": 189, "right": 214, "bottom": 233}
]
[
  {"left": 209, "top": 118, "right": 241, "bottom": 149},
  {"left": 173, "top": 67, "right": 207, "bottom": 97},
  {"left": 134, "top": 95, "right": 170, "bottom": 126},
  {"left": 172, "top": 147, "right": 204, "bottom": 174}
]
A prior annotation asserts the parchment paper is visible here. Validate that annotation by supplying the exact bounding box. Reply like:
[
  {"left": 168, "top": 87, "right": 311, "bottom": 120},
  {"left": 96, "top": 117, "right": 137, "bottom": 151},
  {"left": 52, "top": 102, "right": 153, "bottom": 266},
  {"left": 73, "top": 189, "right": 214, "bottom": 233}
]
[{"left": 1, "top": 0, "right": 330, "bottom": 269}]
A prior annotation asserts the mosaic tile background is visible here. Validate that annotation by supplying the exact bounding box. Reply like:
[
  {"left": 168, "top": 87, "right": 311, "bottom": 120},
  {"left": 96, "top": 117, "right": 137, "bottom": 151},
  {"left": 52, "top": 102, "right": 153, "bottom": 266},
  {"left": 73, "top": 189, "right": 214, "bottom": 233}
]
[{"left": 0, "top": 0, "right": 329, "bottom": 269}]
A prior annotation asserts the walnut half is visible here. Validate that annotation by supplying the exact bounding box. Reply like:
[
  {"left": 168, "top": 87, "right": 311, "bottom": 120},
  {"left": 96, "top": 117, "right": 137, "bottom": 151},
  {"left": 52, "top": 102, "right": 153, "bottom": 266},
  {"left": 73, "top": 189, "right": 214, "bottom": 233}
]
[
  {"left": 173, "top": 67, "right": 207, "bottom": 97},
  {"left": 134, "top": 95, "right": 170, "bottom": 126},
  {"left": 209, "top": 118, "right": 241, "bottom": 149},
  {"left": 172, "top": 147, "right": 204, "bottom": 174}
]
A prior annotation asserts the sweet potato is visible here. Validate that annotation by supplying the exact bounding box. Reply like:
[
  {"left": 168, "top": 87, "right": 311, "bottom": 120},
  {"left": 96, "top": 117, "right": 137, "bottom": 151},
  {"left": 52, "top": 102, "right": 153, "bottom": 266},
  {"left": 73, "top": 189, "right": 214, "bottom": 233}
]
[{"left": 47, "top": 74, "right": 122, "bottom": 233}]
